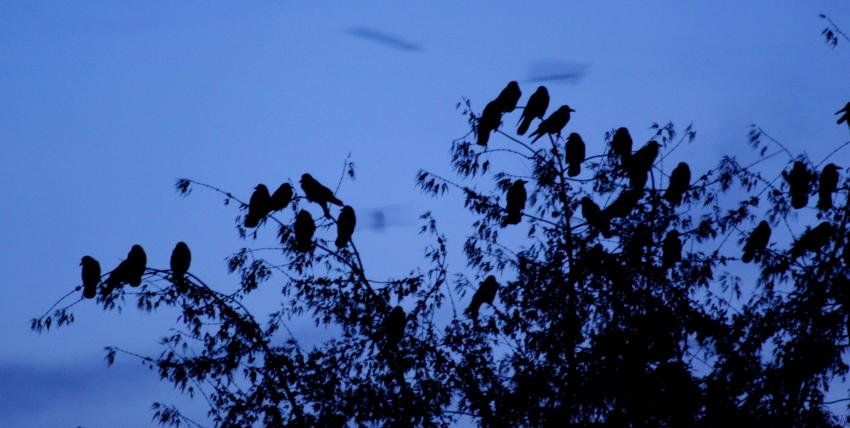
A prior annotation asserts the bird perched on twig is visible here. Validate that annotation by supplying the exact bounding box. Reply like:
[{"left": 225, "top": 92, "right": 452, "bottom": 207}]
[
  {"left": 476, "top": 100, "right": 502, "bottom": 146},
  {"left": 300, "top": 173, "right": 343, "bottom": 218},
  {"left": 836, "top": 102, "right": 850, "bottom": 129},
  {"left": 517, "top": 86, "right": 549, "bottom": 135},
  {"left": 170, "top": 242, "right": 191, "bottom": 293},
  {"left": 529, "top": 105, "right": 575, "bottom": 143},
  {"left": 790, "top": 222, "right": 833, "bottom": 260},
  {"left": 294, "top": 210, "right": 316, "bottom": 253},
  {"left": 269, "top": 183, "right": 294, "bottom": 212},
  {"left": 610, "top": 127, "right": 632, "bottom": 165},
  {"left": 604, "top": 190, "right": 640, "bottom": 220},
  {"left": 565, "top": 133, "right": 586, "bottom": 177},
  {"left": 465, "top": 275, "right": 500, "bottom": 321},
  {"left": 664, "top": 162, "right": 691, "bottom": 206},
  {"left": 786, "top": 161, "right": 812, "bottom": 210},
  {"left": 335, "top": 205, "right": 356, "bottom": 248},
  {"left": 80, "top": 256, "right": 101, "bottom": 299},
  {"left": 742, "top": 221, "right": 771, "bottom": 263},
  {"left": 245, "top": 184, "right": 271, "bottom": 228},
  {"left": 383, "top": 306, "right": 407, "bottom": 349},
  {"left": 502, "top": 180, "right": 527, "bottom": 227},
  {"left": 628, "top": 141, "right": 660, "bottom": 191},
  {"left": 817, "top": 164, "right": 840, "bottom": 211},
  {"left": 580, "top": 197, "right": 611, "bottom": 238},
  {"left": 103, "top": 245, "right": 147, "bottom": 296},
  {"left": 662, "top": 230, "right": 682, "bottom": 269},
  {"left": 493, "top": 81, "right": 521, "bottom": 113}
]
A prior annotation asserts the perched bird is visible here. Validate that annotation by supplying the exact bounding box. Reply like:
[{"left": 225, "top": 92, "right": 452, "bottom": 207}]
[
  {"left": 502, "top": 180, "right": 527, "bottom": 226},
  {"left": 664, "top": 162, "right": 691, "bottom": 206},
  {"left": 790, "top": 222, "right": 833, "bottom": 260},
  {"left": 80, "top": 256, "right": 101, "bottom": 299},
  {"left": 662, "top": 230, "right": 682, "bottom": 269},
  {"left": 786, "top": 161, "right": 812, "bottom": 209},
  {"left": 294, "top": 210, "right": 316, "bottom": 253},
  {"left": 580, "top": 197, "right": 611, "bottom": 238},
  {"left": 565, "top": 133, "right": 586, "bottom": 177},
  {"left": 628, "top": 141, "right": 660, "bottom": 190},
  {"left": 477, "top": 100, "right": 502, "bottom": 146},
  {"left": 610, "top": 127, "right": 633, "bottom": 164},
  {"left": 604, "top": 190, "right": 640, "bottom": 219},
  {"left": 624, "top": 225, "right": 652, "bottom": 265},
  {"left": 244, "top": 184, "right": 271, "bottom": 228},
  {"left": 269, "top": 183, "right": 294, "bottom": 212},
  {"left": 517, "top": 86, "right": 549, "bottom": 135},
  {"left": 493, "top": 81, "right": 521, "bottom": 113},
  {"left": 104, "top": 245, "right": 147, "bottom": 296},
  {"left": 817, "top": 164, "right": 840, "bottom": 211},
  {"left": 170, "top": 242, "right": 191, "bottom": 292},
  {"left": 465, "top": 275, "right": 500, "bottom": 321},
  {"left": 836, "top": 102, "right": 850, "bottom": 128},
  {"left": 335, "top": 205, "right": 357, "bottom": 248},
  {"left": 529, "top": 105, "right": 575, "bottom": 143},
  {"left": 300, "top": 174, "right": 343, "bottom": 218},
  {"left": 742, "top": 221, "right": 771, "bottom": 263},
  {"left": 383, "top": 306, "right": 407, "bottom": 349}
]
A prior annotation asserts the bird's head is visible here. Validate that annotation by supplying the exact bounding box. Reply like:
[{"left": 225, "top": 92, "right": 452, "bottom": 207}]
[
  {"left": 580, "top": 196, "right": 592, "bottom": 206},
  {"left": 255, "top": 184, "right": 268, "bottom": 192},
  {"left": 566, "top": 105, "right": 576, "bottom": 112},
  {"left": 175, "top": 241, "right": 188, "bottom": 251},
  {"left": 131, "top": 244, "right": 144, "bottom": 253},
  {"left": 300, "top": 173, "right": 312, "bottom": 183},
  {"left": 567, "top": 132, "right": 582, "bottom": 141},
  {"left": 515, "top": 179, "right": 527, "bottom": 186},
  {"left": 80, "top": 255, "right": 94, "bottom": 266}
]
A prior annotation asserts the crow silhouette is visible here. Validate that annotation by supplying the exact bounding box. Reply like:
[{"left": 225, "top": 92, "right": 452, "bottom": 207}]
[
  {"left": 465, "top": 275, "right": 499, "bottom": 321},
  {"left": 836, "top": 102, "right": 850, "bottom": 128},
  {"left": 565, "top": 133, "right": 586, "bottom": 177},
  {"left": 529, "top": 105, "right": 575, "bottom": 143},
  {"left": 790, "top": 222, "right": 833, "bottom": 260},
  {"left": 581, "top": 197, "right": 611, "bottom": 238},
  {"left": 300, "top": 174, "right": 343, "bottom": 218},
  {"left": 604, "top": 189, "right": 640, "bottom": 219},
  {"left": 662, "top": 230, "right": 682, "bottom": 269},
  {"left": 493, "top": 81, "right": 521, "bottom": 113},
  {"left": 503, "top": 179, "right": 527, "bottom": 226},
  {"left": 80, "top": 256, "right": 101, "bottom": 299},
  {"left": 245, "top": 184, "right": 271, "bottom": 228},
  {"left": 383, "top": 306, "right": 407, "bottom": 349},
  {"left": 610, "top": 127, "right": 632, "bottom": 164},
  {"left": 742, "top": 220, "right": 771, "bottom": 263},
  {"left": 170, "top": 242, "right": 191, "bottom": 293},
  {"left": 517, "top": 86, "right": 549, "bottom": 135},
  {"left": 104, "top": 245, "right": 147, "bottom": 295},
  {"left": 628, "top": 140, "right": 660, "bottom": 191},
  {"left": 335, "top": 205, "right": 356, "bottom": 248},
  {"left": 786, "top": 161, "right": 812, "bottom": 209},
  {"left": 477, "top": 100, "right": 502, "bottom": 146},
  {"left": 294, "top": 210, "right": 316, "bottom": 253},
  {"left": 269, "top": 183, "right": 294, "bottom": 212},
  {"left": 817, "top": 164, "right": 840, "bottom": 211},
  {"left": 624, "top": 225, "right": 652, "bottom": 265},
  {"left": 664, "top": 162, "right": 691, "bottom": 206}
]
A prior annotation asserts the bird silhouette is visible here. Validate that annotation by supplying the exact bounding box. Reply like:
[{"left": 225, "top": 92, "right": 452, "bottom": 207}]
[
  {"left": 503, "top": 179, "right": 527, "bottom": 226},
  {"left": 104, "top": 245, "right": 147, "bottom": 296},
  {"left": 465, "top": 275, "right": 500, "bottom": 321},
  {"left": 610, "top": 127, "right": 632, "bottom": 164},
  {"left": 664, "top": 162, "right": 691, "bottom": 206},
  {"left": 300, "top": 174, "right": 343, "bottom": 218},
  {"left": 742, "top": 221, "right": 771, "bottom": 263},
  {"left": 580, "top": 197, "right": 611, "bottom": 238},
  {"left": 836, "top": 102, "right": 850, "bottom": 128},
  {"left": 80, "top": 256, "right": 101, "bottom": 299},
  {"left": 383, "top": 306, "right": 407, "bottom": 349},
  {"left": 628, "top": 141, "right": 660, "bottom": 191},
  {"left": 335, "top": 205, "right": 356, "bottom": 248},
  {"left": 662, "top": 230, "right": 682, "bottom": 269},
  {"left": 529, "top": 105, "right": 575, "bottom": 143},
  {"left": 493, "top": 81, "right": 521, "bottom": 113},
  {"left": 269, "top": 183, "right": 294, "bottom": 212},
  {"left": 624, "top": 225, "right": 652, "bottom": 265},
  {"left": 245, "top": 184, "right": 271, "bottom": 228},
  {"left": 604, "top": 189, "right": 640, "bottom": 219},
  {"left": 790, "top": 222, "right": 833, "bottom": 260},
  {"left": 294, "top": 210, "right": 316, "bottom": 253},
  {"left": 477, "top": 100, "right": 502, "bottom": 146},
  {"left": 817, "top": 164, "right": 840, "bottom": 211},
  {"left": 786, "top": 161, "right": 812, "bottom": 209},
  {"left": 565, "top": 133, "right": 586, "bottom": 177},
  {"left": 170, "top": 242, "right": 191, "bottom": 293},
  {"left": 517, "top": 86, "right": 549, "bottom": 135}
]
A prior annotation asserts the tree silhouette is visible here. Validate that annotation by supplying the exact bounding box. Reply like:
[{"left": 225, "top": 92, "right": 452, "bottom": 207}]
[{"left": 33, "top": 81, "right": 850, "bottom": 427}]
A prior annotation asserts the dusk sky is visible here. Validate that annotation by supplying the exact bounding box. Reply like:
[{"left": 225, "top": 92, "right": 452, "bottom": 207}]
[{"left": 2, "top": 2, "right": 850, "bottom": 426}]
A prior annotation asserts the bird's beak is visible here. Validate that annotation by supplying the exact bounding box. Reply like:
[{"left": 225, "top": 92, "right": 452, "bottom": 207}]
[{"left": 569, "top": 108, "right": 576, "bottom": 112}]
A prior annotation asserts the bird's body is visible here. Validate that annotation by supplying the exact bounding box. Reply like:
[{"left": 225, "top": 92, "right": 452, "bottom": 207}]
[
  {"left": 476, "top": 100, "right": 502, "bottom": 146},
  {"left": 170, "top": 242, "right": 191, "bottom": 292},
  {"left": 565, "top": 133, "right": 586, "bottom": 177},
  {"left": 269, "top": 183, "right": 294, "bottom": 212},
  {"left": 294, "top": 210, "right": 316, "bottom": 253},
  {"left": 517, "top": 86, "right": 549, "bottom": 135},
  {"left": 662, "top": 230, "right": 682, "bottom": 269},
  {"left": 611, "top": 127, "right": 632, "bottom": 164},
  {"left": 581, "top": 197, "right": 611, "bottom": 238},
  {"left": 604, "top": 190, "right": 640, "bottom": 219},
  {"left": 503, "top": 180, "right": 527, "bottom": 226},
  {"left": 493, "top": 81, "right": 521, "bottom": 113},
  {"left": 818, "top": 164, "right": 840, "bottom": 211},
  {"left": 335, "top": 205, "right": 357, "bottom": 248},
  {"left": 628, "top": 141, "right": 660, "bottom": 191},
  {"left": 465, "top": 275, "right": 500, "bottom": 321},
  {"left": 624, "top": 225, "right": 651, "bottom": 265},
  {"left": 104, "top": 244, "right": 147, "bottom": 295},
  {"left": 791, "top": 222, "right": 833, "bottom": 260},
  {"left": 80, "top": 256, "right": 101, "bottom": 299},
  {"left": 383, "top": 306, "right": 407, "bottom": 349},
  {"left": 742, "top": 221, "right": 771, "bottom": 263},
  {"left": 836, "top": 102, "right": 850, "bottom": 128},
  {"left": 529, "top": 105, "right": 575, "bottom": 143},
  {"left": 787, "top": 161, "right": 812, "bottom": 209},
  {"left": 300, "top": 174, "right": 343, "bottom": 218},
  {"left": 245, "top": 184, "right": 271, "bottom": 228},
  {"left": 664, "top": 162, "right": 691, "bottom": 206}
]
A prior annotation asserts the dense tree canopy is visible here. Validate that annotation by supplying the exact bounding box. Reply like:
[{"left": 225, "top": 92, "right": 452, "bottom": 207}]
[{"left": 34, "top": 80, "right": 850, "bottom": 427}]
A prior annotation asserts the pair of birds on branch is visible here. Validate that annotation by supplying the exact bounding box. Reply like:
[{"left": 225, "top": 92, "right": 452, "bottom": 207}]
[
  {"left": 785, "top": 161, "right": 841, "bottom": 210},
  {"left": 476, "top": 81, "right": 576, "bottom": 146},
  {"left": 740, "top": 218, "right": 841, "bottom": 264},
  {"left": 80, "top": 242, "right": 192, "bottom": 298},
  {"left": 245, "top": 173, "right": 356, "bottom": 252}
]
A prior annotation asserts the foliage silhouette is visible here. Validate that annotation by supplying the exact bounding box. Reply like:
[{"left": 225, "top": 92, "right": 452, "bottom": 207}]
[{"left": 34, "top": 81, "right": 850, "bottom": 427}]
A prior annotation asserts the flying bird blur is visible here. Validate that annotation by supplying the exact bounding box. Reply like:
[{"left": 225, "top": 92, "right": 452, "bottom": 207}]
[
  {"left": 344, "top": 27, "right": 423, "bottom": 52},
  {"left": 526, "top": 60, "right": 589, "bottom": 85}
]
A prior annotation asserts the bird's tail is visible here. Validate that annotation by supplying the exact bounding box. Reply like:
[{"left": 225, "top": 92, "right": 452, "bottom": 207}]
[
  {"left": 838, "top": 115, "right": 847, "bottom": 125},
  {"left": 335, "top": 235, "right": 348, "bottom": 249},
  {"left": 502, "top": 211, "right": 521, "bottom": 227},
  {"left": 464, "top": 302, "right": 480, "bottom": 321},
  {"left": 741, "top": 250, "right": 754, "bottom": 264},
  {"left": 517, "top": 117, "right": 532, "bottom": 136},
  {"left": 818, "top": 192, "right": 832, "bottom": 211},
  {"left": 568, "top": 163, "right": 581, "bottom": 177}
]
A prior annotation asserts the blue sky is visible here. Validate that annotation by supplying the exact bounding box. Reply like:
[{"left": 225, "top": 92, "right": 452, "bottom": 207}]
[{"left": 2, "top": 1, "right": 850, "bottom": 426}]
